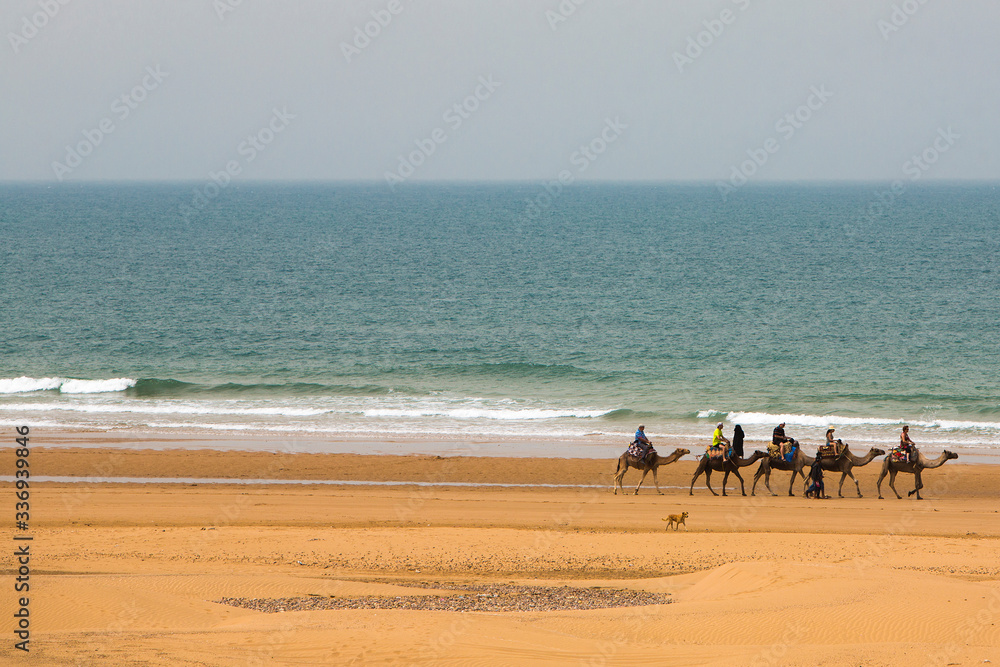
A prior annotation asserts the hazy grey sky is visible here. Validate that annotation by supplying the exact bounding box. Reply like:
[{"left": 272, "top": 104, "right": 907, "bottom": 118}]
[{"left": 3, "top": 0, "right": 998, "bottom": 183}]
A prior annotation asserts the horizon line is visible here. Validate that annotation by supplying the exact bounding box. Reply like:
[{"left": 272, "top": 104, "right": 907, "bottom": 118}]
[{"left": 1, "top": 178, "right": 998, "bottom": 187}]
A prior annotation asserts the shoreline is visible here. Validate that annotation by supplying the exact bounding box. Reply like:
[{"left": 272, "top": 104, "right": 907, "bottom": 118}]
[
  {"left": 8, "top": 426, "right": 1000, "bottom": 464},
  {"left": 9, "top": 445, "right": 998, "bottom": 500}
]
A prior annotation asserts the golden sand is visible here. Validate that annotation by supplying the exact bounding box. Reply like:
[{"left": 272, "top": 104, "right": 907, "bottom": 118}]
[{"left": 2, "top": 445, "right": 998, "bottom": 665}]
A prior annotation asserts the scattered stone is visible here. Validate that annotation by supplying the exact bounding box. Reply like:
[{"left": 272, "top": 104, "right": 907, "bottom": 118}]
[{"left": 215, "top": 583, "right": 671, "bottom": 613}]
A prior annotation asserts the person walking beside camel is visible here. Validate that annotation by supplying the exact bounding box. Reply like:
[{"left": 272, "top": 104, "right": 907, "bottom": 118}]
[
  {"left": 805, "top": 455, "right": 827, "bottom": 499},
  {"left": 732, "top": 424, "right": 745, "bottom": 459}
]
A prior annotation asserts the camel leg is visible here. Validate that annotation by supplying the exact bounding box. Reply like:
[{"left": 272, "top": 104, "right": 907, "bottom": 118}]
[
  {"left": 633, "top": 469, "right": 649, "bottom": 495},
  {"left": 788, "top": 470, "right": 800, "bottom": 497},
  {"left": 721, "top": 470, "right": 730, "bottom": 496},
  {"left": 689, "top": 460, "right": 706, "bottom": 496},
  {"left": 763, "top": 468, "right": 775, "bottom": 496},
  {"left": 689, "top": 469, "right": 701, "bottom": 496},
  {"left": 733, "top": 469, "right": 747, "bottom": 496},
  {"left": 846, "top": 469, "right": 862, "bottom": 498},
  {"left": 763, "top": 468, "right": 776, "bottom": 496},
  {"left": 908, "top": 470, "right": 923, "bottom": 499},
  {"left": 704, "top": 469, "right": 718, "bottom": 496},
  {"left": 888, "top": 469, "right": 902, "bottom": 499},
  {"left": 613, "top": 469, "right": 624, "bottom": 495},
  {"left": 651, "top": 467, "right": 663, "bottom": 495},
  {"left": 752, "top": 466, "right": 774, "bottom": 497},
  {"left": 876, "top": 465, "right": 888, "bottom": 499}
]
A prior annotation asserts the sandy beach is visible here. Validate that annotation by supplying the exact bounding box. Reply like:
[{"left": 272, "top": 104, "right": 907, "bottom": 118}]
[{"left": 1, "top": 443, "right": 998, "bottom": 666}]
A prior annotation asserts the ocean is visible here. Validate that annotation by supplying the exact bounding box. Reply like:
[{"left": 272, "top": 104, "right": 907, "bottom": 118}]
[{"left": 1, "top": 182, "right": 998, "bottom": 459}]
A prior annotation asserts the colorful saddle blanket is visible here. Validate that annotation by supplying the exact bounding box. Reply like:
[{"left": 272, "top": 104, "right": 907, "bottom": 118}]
[
  {"left": 890, "top": 446, "right": 910, "bottom": 463},
  {"left": 627, "top": 441, "right": 647, "bottom": 459},
  {"left": 768, "top": 443, "right": 798, "bottom": 462},
  {"left": 817, "top": 443, "right": 841, "bottom": 458},
  {"left": 708, "top": 445, "right": 729, "bottom": 461}
]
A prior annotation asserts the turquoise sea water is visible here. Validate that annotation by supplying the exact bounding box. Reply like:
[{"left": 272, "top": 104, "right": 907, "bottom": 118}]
[{"left": 1, "top": 183, "right": 998, "bottom": 457}]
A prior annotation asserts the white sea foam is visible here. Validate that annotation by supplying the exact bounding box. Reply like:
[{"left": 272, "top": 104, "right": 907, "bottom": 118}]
[
  {"left": 726, "top": 411, "right": 901, "bottom": 427},
  {"left": 723, "top": 411, "right": 1000, "bottom": 431},
  {"left": 0, "top": 377, "right": 64, "bottom": 393},
  {"left": 59, "top": 378, "right": 137, "bottom": 393},
  {"left": 0, "top": 399, "right": 611, "bottom": 421},
  {"left": 361, "top": 407, "right": 613, "bottom": 420},
  {"left": 0, "top": 376, "right": 136, "bottom": 394},
  {"left": 0, "top": 402, "right": 330, "bottom": 417},
  {"left": 142, "top": 420, "right": 620, "bottom": 439}
]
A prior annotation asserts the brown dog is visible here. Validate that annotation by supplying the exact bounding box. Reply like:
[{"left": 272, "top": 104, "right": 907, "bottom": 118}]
[{"left": 662, "top": 511, "right": 688, "bottom": 531}]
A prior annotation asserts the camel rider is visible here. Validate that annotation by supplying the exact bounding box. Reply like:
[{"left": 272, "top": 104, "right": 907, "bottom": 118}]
[
  {"left": 773, "top": 422, "right": 793, "bottom": 459},
  {"left": 825, "top": 427, "right": 842, "bottom": 456},
  {"left": 709, "top": 422, "right": 731, "bottom": 459},
  {"left": 900, "top": 425, "right": 917, "bottom": 463},
  {"left": 634, "top": 425, "right": 656, "bottom": 464}
]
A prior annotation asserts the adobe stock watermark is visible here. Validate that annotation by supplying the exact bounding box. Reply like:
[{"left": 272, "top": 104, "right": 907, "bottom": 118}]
[
  {"left": 518, "top": 117, "right": 627, "bottom": 223},
  {"left": 7, "top": 0, "right": 72, "bottom": 55},
  {"left": 383, "top": 75, "right": 501, "bottom": 190},
  {"left": 340, "top": 0, "right": 414, "bottom": 63},
  {"left": 51, "top": 65, "right": 168, "bottom": 181},
  {"left": 673, "top": 0, "right": 752, "bottom": 73},
  {"left": 849, "top": 126, "right": 959, "bottom": 236},
  {"left": 213, "top": 0, "right": 245, "bottom": 21},
  {"left": 179, "top": 107, "right": 295, "bottom": 220},
  {"left": 545, "top": 0, "right": 588, "bottom": 31},
  {"left": 877, "top": 0, "right": 932, "bottom": 41},
  {"left": 716, "top": 85, "right": 833, "bottom": 200},
  {"left": 923, "top": 589, "right": 1000, "bottom": 667}
]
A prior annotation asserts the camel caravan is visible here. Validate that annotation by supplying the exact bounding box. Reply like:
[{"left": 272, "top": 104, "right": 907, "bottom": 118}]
[{"left": 613, "top": 422, "right": 957, "bottom": 499}]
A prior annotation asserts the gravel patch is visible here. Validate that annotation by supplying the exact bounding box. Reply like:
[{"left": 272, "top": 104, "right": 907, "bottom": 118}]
[{"left": 215, "top": 583, "right": 672, "bottom": 613}]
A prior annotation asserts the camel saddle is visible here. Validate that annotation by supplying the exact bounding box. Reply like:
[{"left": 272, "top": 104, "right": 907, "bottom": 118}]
[
  {"left": 627, "top": 441, "right": 646, "bottom": 459},
  {"left": 768, "top": 442, "right": 798, "bottom": 462},
  {"left": 890, "top": 446, "right": 913, "bottom": 463},
  {"left": 708, "top": 445, "right": 727, "bottom": 461},
  {"left": 818, "top": 442, "right": 844, "bottom": 458}
]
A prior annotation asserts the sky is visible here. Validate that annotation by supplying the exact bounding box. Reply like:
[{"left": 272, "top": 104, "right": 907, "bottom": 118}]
[{"left": 2, "top": 0, "right": 999, "bottom": 184}]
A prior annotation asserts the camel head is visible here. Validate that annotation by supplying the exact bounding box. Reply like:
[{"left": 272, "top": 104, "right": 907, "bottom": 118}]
[
  {"left": 674, "top": 447, "right": 691, "bottom": 458},
  {"left": 748, "top": 450, "right": 767, "bottom": 462},
  {"left": 944, "top": 450, "right": 959, "bottom": 461},
  {"left": 871, "top": 447, "right": 886, "bottom": 457}
]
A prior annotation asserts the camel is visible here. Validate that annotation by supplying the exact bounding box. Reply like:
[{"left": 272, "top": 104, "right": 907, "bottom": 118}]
[
  {"left": 799, "top": 445, "right": 886, "bottom": 498},
  {"left": 613, "top": 447, "right": 690, "bottom": 495},
  {"left": 751, "top": 446, "right": 810, "bottom": 496},
  {"left": 877, "top": 448, "right": 958, "bottom": 500},
  {"left": 688, "top": 451, "right": 767, "bottom": 497}
]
